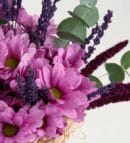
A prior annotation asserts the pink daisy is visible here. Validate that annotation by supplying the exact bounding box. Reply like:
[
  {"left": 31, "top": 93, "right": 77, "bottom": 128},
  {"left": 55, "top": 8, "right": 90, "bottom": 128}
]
[
  {"left": 17, "top": 8, "right": 57, "bottom": 48},
  {"left": 31, "top": 102, "right": 65, "bottom": 139},
  {"left": 36, "top": 62, "right": 96, "bottom": 121},
  {"left": 30, "top": 48, "right": 50, "bottom": 70},
  {"left": 0, "top": 100, "right": 44, "bottom": 143},
  {"left": 44, "top": 20, "right": 57, "bottom": 48},
  {"left": 54, "top": 43, "right": 85, "bottom": 69},
  {"left": 0, "top": 33, "right": 36, "bottom": 80},
  {"left": 17, "top": 8, "right": 38, "bottom": 32}
]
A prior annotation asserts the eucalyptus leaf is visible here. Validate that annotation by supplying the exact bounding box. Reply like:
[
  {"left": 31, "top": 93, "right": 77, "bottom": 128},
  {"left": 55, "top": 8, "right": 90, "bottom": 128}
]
[
  {"left": 53, "top": 37, "right": 69, "bottom": 48},
  {"left": 105, "top": 63, "right": 125, "bottom": 82},
  {"left": 68, "top": 11, "right": 87, "bottom": 26},
  {"left": 121, "top": 51, "right": 130, "bottom": 69},
  {"left": 89, "top": 75, "right": 103, "bottom": 88},
  {"left": 57, "top": 17, "right": 87, "bottom": 43},
  {"left": 80, "top": 0, "right": 97, "bottom": 8},
  {"left": 73, "top": 5, "right": 99, "bottom": 27}
]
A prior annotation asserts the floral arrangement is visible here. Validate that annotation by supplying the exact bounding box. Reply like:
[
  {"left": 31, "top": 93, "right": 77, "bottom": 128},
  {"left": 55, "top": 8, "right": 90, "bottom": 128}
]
[{"left": 0, "top": 0, "right": 129, "bottom": 143}]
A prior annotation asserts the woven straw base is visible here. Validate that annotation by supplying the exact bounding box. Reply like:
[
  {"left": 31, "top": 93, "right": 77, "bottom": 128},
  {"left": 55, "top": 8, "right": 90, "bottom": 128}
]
[{"left": 33, "top": 120, "right": 80, "bottom": 143}]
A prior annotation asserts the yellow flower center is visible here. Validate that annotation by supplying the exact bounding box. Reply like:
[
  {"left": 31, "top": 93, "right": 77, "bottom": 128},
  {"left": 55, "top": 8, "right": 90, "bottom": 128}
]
[
  {"left": 51, "top": 87, "right": 62, "bottom": 99},
  {"left": 3, "top": 123, "right": 19, "bottom": 137},
  {"left": 5, "top": 57, "right": 19, "bottom": 70}
]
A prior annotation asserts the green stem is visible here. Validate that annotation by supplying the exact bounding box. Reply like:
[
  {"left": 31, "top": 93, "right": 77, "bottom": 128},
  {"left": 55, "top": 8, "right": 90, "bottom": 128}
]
[
  {"left": 64, "top": 41, "right": 70, "bottom": 48},
  {"left": 121, "top": 65, "right": 130, "bottom": 77},
  {"left": 125, "top": 69, "right": 130, "bottom": 77}
]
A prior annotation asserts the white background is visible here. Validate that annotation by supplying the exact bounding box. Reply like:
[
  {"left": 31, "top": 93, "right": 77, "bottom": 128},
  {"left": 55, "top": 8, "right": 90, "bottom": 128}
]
[{"left": 22, "top": 0, "right": 130, "bottom": 143}]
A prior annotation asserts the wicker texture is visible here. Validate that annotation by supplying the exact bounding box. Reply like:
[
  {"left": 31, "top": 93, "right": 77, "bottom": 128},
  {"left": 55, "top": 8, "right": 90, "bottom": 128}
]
[{"left": 33, "top": 120, "right": 79, "bottom": 143}]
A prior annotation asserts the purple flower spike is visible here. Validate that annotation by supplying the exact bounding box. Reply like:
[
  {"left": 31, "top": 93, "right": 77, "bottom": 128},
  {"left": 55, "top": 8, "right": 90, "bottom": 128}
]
[
  {"left": 0, "top": 0, "right": 22, "bottom": 21},
  {"left": 36, "top": 0, "right": 60, "bottom": 46},
  {"left": 88, "top": 83, "right": 130, "bottom": 110},
  {"left": 81, "top": 40, "right": 128, "bottom": 77},
  {"left": 82, "top": 10, "right": 113, "bottom": 62}
]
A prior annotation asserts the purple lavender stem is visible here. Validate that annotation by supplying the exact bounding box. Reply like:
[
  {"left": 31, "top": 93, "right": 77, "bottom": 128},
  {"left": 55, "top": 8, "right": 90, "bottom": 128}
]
[
  {"left": 0, "top": 0, "right": 22, "bottom": 21},
  {"left": 17, "top": 69, "right": 49, "bottom": 105},
  {"left": 82, "top": 10, "right": 113, "bottom": 62},
  {"left": 36, "top": 0, "right": 60, "bottom": 46}
]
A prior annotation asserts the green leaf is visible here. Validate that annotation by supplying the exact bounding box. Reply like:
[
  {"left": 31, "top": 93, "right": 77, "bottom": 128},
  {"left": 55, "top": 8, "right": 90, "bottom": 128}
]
[
  {"left": 72, "top": 5, "right": 99, "bottom": 27},
  {"left": 80, "top": 0, "right": 97, "bottom": 8},
  {"left": 121, "top": 51, "right": 130, "bottom": 69},
  {"left": 105, "top": 63, "right": 125, "bottom": 82},
  {"left": 57, "top": 17, "right": 87, "bottom": 43},
  {"left": 53, "top": 37, "right": 69, "bottom": 48},
  {"left": 0, "top": 19, "right": 8, "bottom": 25},
  {"left": 89, "top": 75, "right": 103, "bottom": 88}
]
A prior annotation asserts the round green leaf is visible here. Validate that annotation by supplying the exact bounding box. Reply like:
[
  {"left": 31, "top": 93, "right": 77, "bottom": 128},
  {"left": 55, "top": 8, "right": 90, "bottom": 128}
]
[
  {"left": 53, "top": 37, "right": 69, "bottom": 48},
  {"left": 68, "top": 11, "right": 87, "bottom": 26},
  {"left": 80, "top": 0, "right": 97, "bottom": 8},
  {"left": 57, "top": 17, "right": 87, "bottom": 43},
  {"left": 121, "top": 51, "right": 130, "bottom": 69},
  {"left": 72, "top": 5, "right": 99, "bottom": 27},
  {"left": 105, "top": 63, "right": 125, "bottom": 82},
  {"left": 89, "top": 75, "right": 103, "bottom": 88}
]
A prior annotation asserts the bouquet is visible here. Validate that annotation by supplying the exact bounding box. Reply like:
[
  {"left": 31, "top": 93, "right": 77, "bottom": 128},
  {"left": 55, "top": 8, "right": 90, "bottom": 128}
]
[{"left": 0, "top": 0, "right": 129, "bottom": 143}]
